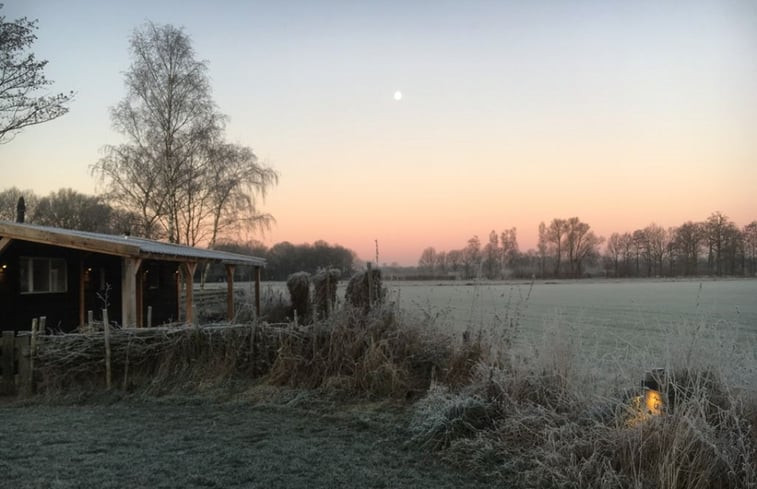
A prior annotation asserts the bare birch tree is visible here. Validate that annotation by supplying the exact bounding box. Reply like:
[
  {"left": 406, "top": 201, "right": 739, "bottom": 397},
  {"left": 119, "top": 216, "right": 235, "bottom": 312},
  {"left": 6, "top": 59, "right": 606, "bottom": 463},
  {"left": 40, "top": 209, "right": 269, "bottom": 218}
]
[
  {"left": 500, "top": 227, "right": 518, "bottom": 277},
  {"left": 418, "top": 247, "right": 437, "bottom": 272},
  {"left": 92, "top": 22, "right": 276, "bottom": 245},
  {"left": 543, "top": 218, "right": 567, "bottom": 277},
  {"left": 482, "top": 230, "right": 500, "bottom": 279}
]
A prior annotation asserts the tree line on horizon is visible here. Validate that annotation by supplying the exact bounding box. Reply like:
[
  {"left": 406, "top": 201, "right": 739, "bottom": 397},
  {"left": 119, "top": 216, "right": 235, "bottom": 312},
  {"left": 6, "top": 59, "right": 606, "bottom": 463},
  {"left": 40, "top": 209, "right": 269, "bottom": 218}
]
[
  {"left": 418, "top": 212, "right": 757, "bottom": 280},
  {"left": 209, "top": 240, "right": 358, "bottom": 282}
]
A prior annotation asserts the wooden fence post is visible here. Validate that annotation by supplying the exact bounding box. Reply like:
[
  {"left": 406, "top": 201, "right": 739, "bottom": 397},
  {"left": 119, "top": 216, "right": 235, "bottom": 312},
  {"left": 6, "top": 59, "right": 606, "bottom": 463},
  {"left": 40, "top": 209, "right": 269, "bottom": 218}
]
[
  {"left": 29, "top": 318, "right": 38, "bottom": 378},
  {"left": 1, "top": 331, "right": 15, "bottom": 395},
  {"left": 147, "top": 306, "right": 152, "bottom": 328},
  {"left": 87, "top": 310, "right": 94, "bottom": 334},
  {"left": 18, "top": 335, "right": 31, "bottom": 396},
  {"left": 103, "top": 309, "right": 112, "bottom": 390}
]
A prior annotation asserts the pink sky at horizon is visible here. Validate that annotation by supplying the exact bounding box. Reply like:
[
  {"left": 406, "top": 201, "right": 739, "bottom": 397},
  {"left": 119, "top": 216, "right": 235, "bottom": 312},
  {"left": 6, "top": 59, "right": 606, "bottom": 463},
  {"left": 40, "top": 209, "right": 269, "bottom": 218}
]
[{"left": 1, "top": 1, "right": 755, "bottom": 265}]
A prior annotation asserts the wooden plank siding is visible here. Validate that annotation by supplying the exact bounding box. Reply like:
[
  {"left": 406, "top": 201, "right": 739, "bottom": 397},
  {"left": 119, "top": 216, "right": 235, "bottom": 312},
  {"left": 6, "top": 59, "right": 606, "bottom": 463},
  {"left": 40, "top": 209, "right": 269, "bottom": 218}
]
[{"left": 0, "top": 240, "right": 123, "bottom": 332}]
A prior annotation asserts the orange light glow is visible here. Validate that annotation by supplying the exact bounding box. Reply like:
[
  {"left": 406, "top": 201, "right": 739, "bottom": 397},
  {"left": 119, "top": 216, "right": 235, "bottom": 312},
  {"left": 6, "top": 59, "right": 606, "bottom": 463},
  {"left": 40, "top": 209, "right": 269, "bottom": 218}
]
[{"left": 645, "top": 389, "right": 663, "bottom": 416}]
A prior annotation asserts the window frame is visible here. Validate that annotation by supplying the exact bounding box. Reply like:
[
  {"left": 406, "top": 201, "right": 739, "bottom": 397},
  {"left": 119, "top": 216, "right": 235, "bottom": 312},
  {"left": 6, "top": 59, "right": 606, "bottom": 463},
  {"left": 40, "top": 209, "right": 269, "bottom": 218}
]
[{"left": 19, "top": 257, "right": 68, "bottom": 295}]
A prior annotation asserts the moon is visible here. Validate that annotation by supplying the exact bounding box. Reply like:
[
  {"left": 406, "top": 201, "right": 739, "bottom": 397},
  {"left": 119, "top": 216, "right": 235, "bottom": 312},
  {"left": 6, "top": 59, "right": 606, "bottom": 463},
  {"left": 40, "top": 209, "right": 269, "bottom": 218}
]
[{"left": 393, "top": 90, "right": 402, "bottom": 101}]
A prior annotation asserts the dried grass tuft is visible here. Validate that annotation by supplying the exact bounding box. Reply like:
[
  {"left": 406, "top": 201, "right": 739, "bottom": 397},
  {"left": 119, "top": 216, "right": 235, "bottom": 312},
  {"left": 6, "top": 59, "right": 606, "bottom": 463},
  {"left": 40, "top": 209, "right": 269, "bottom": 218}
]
[
  {"left": 409, "top": 384, "right": 497, "bottom": 450},
  {"left": 268, "top": 306, "right": 452, "bottom": 398}
]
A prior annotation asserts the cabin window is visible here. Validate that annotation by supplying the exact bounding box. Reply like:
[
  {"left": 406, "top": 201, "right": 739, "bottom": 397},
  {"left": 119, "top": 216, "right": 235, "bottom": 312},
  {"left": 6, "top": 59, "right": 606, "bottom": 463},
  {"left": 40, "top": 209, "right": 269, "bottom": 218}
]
[{"left": 19, "top": 257, "right": 68, "bottom": 294}]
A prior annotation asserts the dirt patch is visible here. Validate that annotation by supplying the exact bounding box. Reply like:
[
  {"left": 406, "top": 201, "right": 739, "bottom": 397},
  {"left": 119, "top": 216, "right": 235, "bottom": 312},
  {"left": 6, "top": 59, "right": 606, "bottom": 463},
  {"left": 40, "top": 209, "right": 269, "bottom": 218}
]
[{"left": 0, "top": 393, "right": 497, "bottom": 489}]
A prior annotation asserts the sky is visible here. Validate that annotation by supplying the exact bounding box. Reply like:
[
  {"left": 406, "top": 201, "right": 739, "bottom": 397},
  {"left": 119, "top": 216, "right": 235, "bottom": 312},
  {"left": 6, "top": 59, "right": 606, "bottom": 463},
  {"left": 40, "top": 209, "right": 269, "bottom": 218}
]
[{"left": 1, "top": 0, "right": 755, "bottom": 265}]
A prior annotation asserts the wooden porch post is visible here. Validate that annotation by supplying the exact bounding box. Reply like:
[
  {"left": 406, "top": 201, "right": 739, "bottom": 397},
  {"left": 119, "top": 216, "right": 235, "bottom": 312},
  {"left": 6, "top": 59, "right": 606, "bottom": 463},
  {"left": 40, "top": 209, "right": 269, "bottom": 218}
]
[
  {"left": 0, "top": 237, "right": 12, "bottom": 255},
  {"left": 225, "top": 264, "right": 235, "bottom": 322},
  {"left": 79, "top": 260, "right": 86, "bottom": 327},
  {"left": 254, "top": 266, "right": 261, "bottom": 318},
  {"left": 135, "top": 267, "right": 145, "bottom": 328},
  {"left": 176, "top": 266, "right": 181, "bottom": 322},
  {"left": 182, "top": 262, "right": 197, "bottom": 325},
  {"left": 121, "top": 257, "right": 142, "bottom": 328}
]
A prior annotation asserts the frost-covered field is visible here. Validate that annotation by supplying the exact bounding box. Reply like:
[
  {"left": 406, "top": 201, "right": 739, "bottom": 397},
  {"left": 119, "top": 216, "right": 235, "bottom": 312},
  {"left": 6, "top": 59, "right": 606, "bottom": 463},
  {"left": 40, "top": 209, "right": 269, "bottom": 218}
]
[
  {"left": 384, "top": 278, "right": 757, "bottom": 389},
  {"left": 255, "top": 278, "right": 755, "bottom": 342},
  {"left": 387, "top": 279, "right": 755, "bottom": 337},
  {"left": 250, "top": 278, "right": 756, "bottom": 388}
]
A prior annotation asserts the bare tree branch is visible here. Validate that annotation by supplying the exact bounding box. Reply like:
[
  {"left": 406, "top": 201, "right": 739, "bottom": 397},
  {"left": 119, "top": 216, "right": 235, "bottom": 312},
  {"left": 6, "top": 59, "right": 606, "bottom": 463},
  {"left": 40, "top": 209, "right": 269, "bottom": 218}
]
[{"left": 0, "top": 5, "right": 73, "bottom": 143}]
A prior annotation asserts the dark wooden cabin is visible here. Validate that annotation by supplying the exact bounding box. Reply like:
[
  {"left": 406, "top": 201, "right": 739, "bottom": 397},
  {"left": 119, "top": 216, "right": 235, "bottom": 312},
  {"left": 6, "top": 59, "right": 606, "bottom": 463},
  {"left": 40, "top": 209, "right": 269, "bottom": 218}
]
[{"left": 0, "top": 222, "right": 264, "bottom": 332}]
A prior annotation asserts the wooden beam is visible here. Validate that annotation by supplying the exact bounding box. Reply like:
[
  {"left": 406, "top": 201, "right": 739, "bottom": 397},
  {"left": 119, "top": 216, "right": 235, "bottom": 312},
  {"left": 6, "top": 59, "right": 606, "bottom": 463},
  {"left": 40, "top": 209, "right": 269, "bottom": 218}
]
[
  {"left": 182, "top": 262, "right": 197, "bottom": 325},
  {"left": 120, "top": 257, "right": 142, "bottom": 328},
  {"left": 225, "top": 264, "right": 235, "bottom": 322},
  {"left": 254, "top": 266, "right": 261, "bottom": 318},
  {"left": 0, "top": 237, "right": 12, "bottom": 256}
]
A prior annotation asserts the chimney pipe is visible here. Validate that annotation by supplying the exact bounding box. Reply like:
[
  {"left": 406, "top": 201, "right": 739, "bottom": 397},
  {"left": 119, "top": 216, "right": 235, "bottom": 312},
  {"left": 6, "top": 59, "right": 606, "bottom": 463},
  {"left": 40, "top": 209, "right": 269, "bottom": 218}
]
[{"left": 16, "top": 196, "right": 25, "bottom": 223}]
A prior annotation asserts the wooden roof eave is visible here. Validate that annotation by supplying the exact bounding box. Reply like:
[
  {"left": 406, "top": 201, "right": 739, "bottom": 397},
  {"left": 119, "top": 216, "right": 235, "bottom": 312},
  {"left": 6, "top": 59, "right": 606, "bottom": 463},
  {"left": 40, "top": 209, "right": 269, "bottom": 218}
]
[
  {"left": 137, "top": 251, "right": 263, "bottom": 268},
  {"left": 0, "top": 223, "right": 266, "bottom": 268},
  {"left": 0, "top": 224, "right": 139, "bottom": 257}
]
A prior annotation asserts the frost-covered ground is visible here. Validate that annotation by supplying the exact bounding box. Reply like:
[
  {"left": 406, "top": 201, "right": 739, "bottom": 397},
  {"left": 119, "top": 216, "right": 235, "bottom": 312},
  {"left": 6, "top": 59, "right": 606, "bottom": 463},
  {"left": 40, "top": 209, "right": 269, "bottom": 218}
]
[
  {"left": 387, "top": 279, "right": 756, "bottom": 338},
  {"left": 0, "top": 392, "right": 499, "bottom": 489}
]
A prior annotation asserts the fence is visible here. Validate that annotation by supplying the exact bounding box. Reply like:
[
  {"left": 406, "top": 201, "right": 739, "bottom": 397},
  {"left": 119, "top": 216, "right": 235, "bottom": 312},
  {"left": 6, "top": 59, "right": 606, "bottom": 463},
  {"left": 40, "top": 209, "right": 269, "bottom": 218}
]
[
  {"left": 0, "top": 303, "right": 251, "bottom": 397},
  {"left": 1, "top": 317, "right": 287, "bottom": 397},
  {"left": 179, "top": 288, "right": 251, "bottom": 321},
  {"left": 0, "top": 317, "right": 47, "bottom": 396}
]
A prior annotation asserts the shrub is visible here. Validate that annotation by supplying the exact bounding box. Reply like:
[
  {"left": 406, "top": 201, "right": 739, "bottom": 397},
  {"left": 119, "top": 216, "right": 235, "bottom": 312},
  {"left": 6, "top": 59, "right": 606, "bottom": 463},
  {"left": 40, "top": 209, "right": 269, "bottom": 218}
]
[
  {"left": 345, "top": 268, "right": 385, "bottom": 312},
  {"left": 312, "top": 268, "right": 340, "bottom": 320},
  {"left": 286, "top": 272, "right": 311, "bottom": 322}
]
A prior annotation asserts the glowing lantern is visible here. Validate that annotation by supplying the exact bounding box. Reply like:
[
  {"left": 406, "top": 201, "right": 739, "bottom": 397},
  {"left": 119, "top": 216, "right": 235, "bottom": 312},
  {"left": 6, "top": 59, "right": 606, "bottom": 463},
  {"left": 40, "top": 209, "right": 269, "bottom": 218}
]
[{"left": 642, "top": 369, "right": 665, "bottom": 416}]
